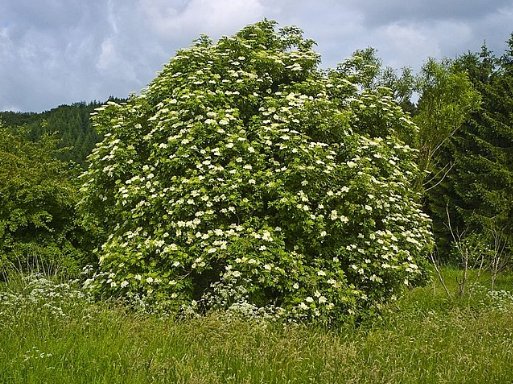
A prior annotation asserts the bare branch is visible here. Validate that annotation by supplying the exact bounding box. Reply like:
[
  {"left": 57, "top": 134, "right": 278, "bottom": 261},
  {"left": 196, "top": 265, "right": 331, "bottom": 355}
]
[{"left": 424, "top": 162, "right": 455, "bottom": 192}]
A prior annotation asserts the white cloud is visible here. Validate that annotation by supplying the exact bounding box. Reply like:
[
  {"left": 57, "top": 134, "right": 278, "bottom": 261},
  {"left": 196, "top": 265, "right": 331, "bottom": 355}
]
[
  {"left": 139, "top": 0, "right": 265, "bottom": 38},
  {"left": 377, "top": 24, "right": 442, "bottom": 68},
  {"left": 97, "top": 38, "right": 116, "bottom": 71},
  {"left": 370, "top": 20, "right": 474, "bottom": 70},
  {"left": 107, "top": 0, "right": 120, "bottom": 34}
]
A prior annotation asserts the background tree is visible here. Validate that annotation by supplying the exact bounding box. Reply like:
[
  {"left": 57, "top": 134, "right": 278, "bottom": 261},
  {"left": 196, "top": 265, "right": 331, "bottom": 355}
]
[
  {"left": 337, "top": 47, "right": 416, "bottom": 114},
  {"left": 413, "top": 58, "right": 481, "bottom": 192},
  {"left": 0, "top": 124, "right": 89, "bottom": 276},
  {"left": 0, "top": 100, "right": 124, "bottom": 166},
  {"left": 427, "top": 39, "right": 513, "bottom": 264}
]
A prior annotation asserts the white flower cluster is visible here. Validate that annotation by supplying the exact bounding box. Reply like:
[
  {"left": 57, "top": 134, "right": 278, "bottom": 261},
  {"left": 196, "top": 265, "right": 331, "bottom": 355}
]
[{"left": 0, "top": 274, "right": 91, "bottom": 321}]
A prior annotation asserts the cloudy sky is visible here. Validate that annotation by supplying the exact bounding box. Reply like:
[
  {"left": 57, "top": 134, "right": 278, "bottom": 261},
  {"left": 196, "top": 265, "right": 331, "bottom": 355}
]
[{"left": 1, "top": 0, "right": 512, "bottom": 112}]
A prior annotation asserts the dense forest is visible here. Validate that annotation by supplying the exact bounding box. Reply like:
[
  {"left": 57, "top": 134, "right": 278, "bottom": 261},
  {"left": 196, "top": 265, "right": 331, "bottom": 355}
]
[{"left": 0, "top": 98, "right": 125, "bottom": 165}]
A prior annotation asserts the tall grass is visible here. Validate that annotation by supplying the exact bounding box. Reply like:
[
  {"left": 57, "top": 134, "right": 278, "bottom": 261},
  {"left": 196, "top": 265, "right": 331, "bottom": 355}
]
[{"left": 1, "top": 268, "right": 512, "bottom": 383}]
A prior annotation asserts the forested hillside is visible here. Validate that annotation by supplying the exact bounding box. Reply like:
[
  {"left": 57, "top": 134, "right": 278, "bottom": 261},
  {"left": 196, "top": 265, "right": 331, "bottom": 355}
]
[{"left": 0, "top": 98, "right": 124, "bottom": 165}]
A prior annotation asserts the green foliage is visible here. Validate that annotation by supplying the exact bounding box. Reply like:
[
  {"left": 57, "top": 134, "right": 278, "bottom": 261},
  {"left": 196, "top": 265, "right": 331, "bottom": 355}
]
[
  {"left": 413, "top": 58, "right": 481, "bottom": 191},
  {"left": 336, "top": 47, "right": 382, "bottom": 90},
  {"left": 427, "top": 40, "right": 513, "bottom": 260},
  {"left": 79, "top": 21, "right": 433, "bottom": 323},
  {"left": 336, "top": 47, "right": 417, "bottom": 114},
  {"left": 0, "top": 101, "right": 108, "bottom": 165},
  {"left": 0, "top": 125, "right": 89, "bottom": 276}
]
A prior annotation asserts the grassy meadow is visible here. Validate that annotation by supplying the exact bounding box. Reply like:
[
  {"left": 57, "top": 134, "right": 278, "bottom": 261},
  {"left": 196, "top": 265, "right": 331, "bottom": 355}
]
[{"left": 1, "top": 268, "right": 513, "bottom": 384}]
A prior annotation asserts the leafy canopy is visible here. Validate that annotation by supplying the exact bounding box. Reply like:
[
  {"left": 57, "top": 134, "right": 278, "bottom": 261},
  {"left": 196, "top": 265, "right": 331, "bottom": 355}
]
[
  {"left": 413, "top": 58, "right": 481, "bottom": 191},
  {"left": 79, "top": 21, "right": 433, "bottom": 323},
  {"left": 0, "top": 125, "right": 86, "bottom": 275}
]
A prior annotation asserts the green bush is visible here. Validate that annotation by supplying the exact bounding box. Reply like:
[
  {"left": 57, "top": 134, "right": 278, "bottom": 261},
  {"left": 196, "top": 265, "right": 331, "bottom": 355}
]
[
  {"left": 79, "top": 21, "right": 433, "bottom": 323},
  {"left": 0, "top": 126, "right": 89, "bottom": 277}
]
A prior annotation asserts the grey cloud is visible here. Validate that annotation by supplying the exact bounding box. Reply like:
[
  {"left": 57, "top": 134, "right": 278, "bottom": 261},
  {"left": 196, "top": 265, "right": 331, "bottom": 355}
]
[
  {"left": 1, "top": 0, "right": 512, "bottom": 112},
  {"left": 0, "top": 1, "right": 114, "bottom": 110},
  {"left": 346, "top": 0, "right": 513, "bottom": 26},
  {"left": 260, "top": 0, "right": 513, "bottom": 69},
  {"left": 0, "top": 0, "right": 268, "bottom": 111}
]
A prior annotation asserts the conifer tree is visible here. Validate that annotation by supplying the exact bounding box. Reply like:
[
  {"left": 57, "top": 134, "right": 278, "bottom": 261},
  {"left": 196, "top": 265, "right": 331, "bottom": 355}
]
[{"left": 429, "top": 39, "right": 513, "bottom": 257}]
